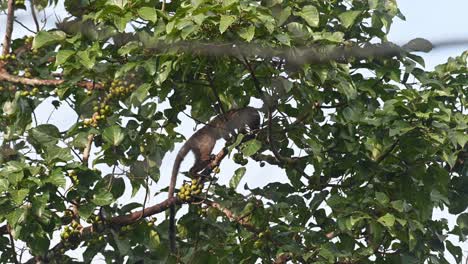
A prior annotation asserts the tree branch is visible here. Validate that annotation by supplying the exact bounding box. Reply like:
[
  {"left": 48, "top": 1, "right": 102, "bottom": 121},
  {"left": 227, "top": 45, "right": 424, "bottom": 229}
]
[
  {"left": 7, "top": 225, "right": 18, "bottom": 264},
  {"left": 204, "top": 200, "right": 257, "bottom": 232},
  {"left": 2, "top": 0, "right": 15, "bottom": 57},
  {"left": 82, "top": 134, "right": 94, "bottom": 166},
  {"left": 30, "top": 0, "right": 40, "bottom": 33}
]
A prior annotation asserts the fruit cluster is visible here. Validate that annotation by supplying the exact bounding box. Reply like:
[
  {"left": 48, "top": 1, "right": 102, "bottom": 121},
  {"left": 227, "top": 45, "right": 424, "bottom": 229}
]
[
  {"left": 83, "top": 79, "right": 136, "bottom": 128},
  {"left": 20, "top": 87, "right": 39, "bottom": 97},
  {"left": 60, "top": 221, "right": 82, "bottom": 249},
  {"left": 0, "top": 53, "right": 16, "bottom": 61},
  {"left": 233, "top": 152, "right": 248, "bottom": 165},
  {"left": 68, "top": 170, "right": 79, "bottom": 185},
  {"left": 254, "top": 230, "right": 271, "bottom": 249},
  {"left": 15, "top": 0, "right": 25, "bottom": 5},
  {"left": 107, "top": 80, "right": 136, "bottom": 99},
  {"left": 177, "top": 179, "right": 203, "bottom": 201}
]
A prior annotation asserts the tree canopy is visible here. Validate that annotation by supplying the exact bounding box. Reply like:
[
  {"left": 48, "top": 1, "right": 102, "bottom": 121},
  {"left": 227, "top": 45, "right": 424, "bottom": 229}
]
[{"left": 0, "top": 0, "right": 467, "bottom": 263}]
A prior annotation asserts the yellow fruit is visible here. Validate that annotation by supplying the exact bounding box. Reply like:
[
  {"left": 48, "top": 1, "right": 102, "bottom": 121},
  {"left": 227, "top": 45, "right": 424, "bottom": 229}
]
[{"left": 213, "top": 167, "right": 220, "bottom": 173}]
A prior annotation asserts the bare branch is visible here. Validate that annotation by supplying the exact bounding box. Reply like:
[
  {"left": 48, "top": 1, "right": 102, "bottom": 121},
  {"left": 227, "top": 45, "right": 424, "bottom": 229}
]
[
  {"left": 30, "top": 0, "right": 40, "bottom": 32},
  {"left": 13, "top": 19, "right": 36, "bottom": 34},
  {"left": 82, "top": 134, "right": 94, "bottom": 166},
  {"left": 2, "top": 0, "right": 15, "bottom": 57}
]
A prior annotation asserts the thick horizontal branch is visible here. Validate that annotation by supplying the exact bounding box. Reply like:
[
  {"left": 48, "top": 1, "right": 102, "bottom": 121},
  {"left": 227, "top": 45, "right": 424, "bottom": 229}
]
[
  {"left": 0, "top": 69, "right": 104, "bottom": 89},
  {"left": 0, "top": 70, "right": 63, "bottom": 86}
]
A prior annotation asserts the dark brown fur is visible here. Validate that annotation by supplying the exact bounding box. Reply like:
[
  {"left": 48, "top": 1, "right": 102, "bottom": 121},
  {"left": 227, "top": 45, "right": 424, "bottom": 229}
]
[{"left": 168, "top": 107, "right": 260, "bottom": 252}]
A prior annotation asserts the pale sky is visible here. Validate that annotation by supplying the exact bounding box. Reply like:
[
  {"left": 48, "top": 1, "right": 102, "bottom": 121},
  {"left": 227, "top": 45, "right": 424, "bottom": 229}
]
[{"left": 1, "top": 1, "right": 467, "bottom": 263}]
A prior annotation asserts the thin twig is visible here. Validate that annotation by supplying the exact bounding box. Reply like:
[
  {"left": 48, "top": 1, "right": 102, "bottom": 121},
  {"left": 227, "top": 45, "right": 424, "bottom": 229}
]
[
  {"left": 13, "top": 19, "right": 36, "bottom": 34},
  {"left": 30, "top": 0, "right": 40, "bottom": 32}
]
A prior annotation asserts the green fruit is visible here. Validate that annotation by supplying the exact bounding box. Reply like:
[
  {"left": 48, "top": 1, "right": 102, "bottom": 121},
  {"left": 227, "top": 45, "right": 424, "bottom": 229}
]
[
  {"left": 93, "top": 106, "right": 99, "bottom": 112},
  {"left": 254, "top": 240, "right": 263, "bottom": 249}
]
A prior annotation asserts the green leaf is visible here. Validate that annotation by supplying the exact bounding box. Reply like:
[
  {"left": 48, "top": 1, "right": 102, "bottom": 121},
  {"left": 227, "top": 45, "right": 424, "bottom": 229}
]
[
  {"left": 29, "top": 124, "right": 61, "bottom": 145},
  {"left": 33, "top": 30, "right": 66, "bottom": 49},
  {"left": 11, "top": 189, "right": 29, "bottom": 205},
  {"left": 107, "top": 0, "right": 128, "bottom": 8},
  {"left": 130, "top": 83, "right": 150, "bottom": 106},
  {"left": 230, "top": 167, "right": 246, "bottom": 189},
  {"left": 456, "top": 213, "right": 468, "bottom": 230},
  {"left": 238, "top": 25, "right": 255, "bottom": 42},
  {"left": 114, "top": 13, "right": 132, "bottom": 32},
  {"left": 375, "top": 192, "right": 389, "bottom": 205},
  {"left": 44, "top": 168, "right": 66, "bottom": 187},
  {"left": 275, "top": 33, "right": 291, "bottom": 46},
  {"left": 391, "top": 200, "right": 405, "bottom": 212},
  {"left": 44, "top": 145, "right": 73, "bottom": 163},
  {"left": 240, "top": 139, "right": 262, "bottom": 157},
  {"left": 76, "top": 50, "right": 95, "bottom": 70},
  {"left": 338, "top": 10, "right": 361, "bottom": 28},
  {"left": 137, "top": 7, "right": 157, "bottom": 23},
  {"left": 377, "top": 213, "right": 395, "bottom": 228},
  {"left": 103, "top": 125, "right": 125, "bottom": 146},
  {"left": 92, "top": 191, "right": 114, "bottom": 206},
  {"left": 228, "top": 134, "right": 245, "bottom": 153},
  {"left": 55, "top": 49, "right": 75, "bottom": 65},
  {"left": 0, "top": 179, "right": 8, "bottom": 192},
  {"left": 219, "top": 15, "right": 236, "bottom": 34},
  {"left": 298, "top": 5, "right": 319, "bottom": 27},
  {"left": 275, "top": 6, "right": 291, "bottom": 26},
  {"left": 446, "top": 240, "right": 463, "bottom": 264},
  {"left": 79, "top": 203, "right": 96, "bottom": 220}
]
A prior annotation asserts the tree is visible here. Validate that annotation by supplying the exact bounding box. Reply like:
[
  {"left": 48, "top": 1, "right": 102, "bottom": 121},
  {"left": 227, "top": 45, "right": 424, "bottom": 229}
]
[{"left": 0, "top": 0, "right": 467, "bottom": 263}]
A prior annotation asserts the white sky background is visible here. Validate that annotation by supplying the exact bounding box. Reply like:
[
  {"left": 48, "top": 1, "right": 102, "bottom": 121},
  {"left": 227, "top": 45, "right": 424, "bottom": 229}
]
[{"left": 1, "top": 0, "right": 468, "bottom": 263}]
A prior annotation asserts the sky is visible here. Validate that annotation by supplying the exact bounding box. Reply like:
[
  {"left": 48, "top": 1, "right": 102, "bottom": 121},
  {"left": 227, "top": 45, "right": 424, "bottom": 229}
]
[{"left": 1, "top": 0, "right": 468, "bottom": 262}]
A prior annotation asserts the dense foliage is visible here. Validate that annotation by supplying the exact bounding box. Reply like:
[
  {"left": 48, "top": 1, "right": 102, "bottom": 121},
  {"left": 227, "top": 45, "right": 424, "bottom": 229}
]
[{"left": 0, "top": 0, "right": 467, "bottom": 263}]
